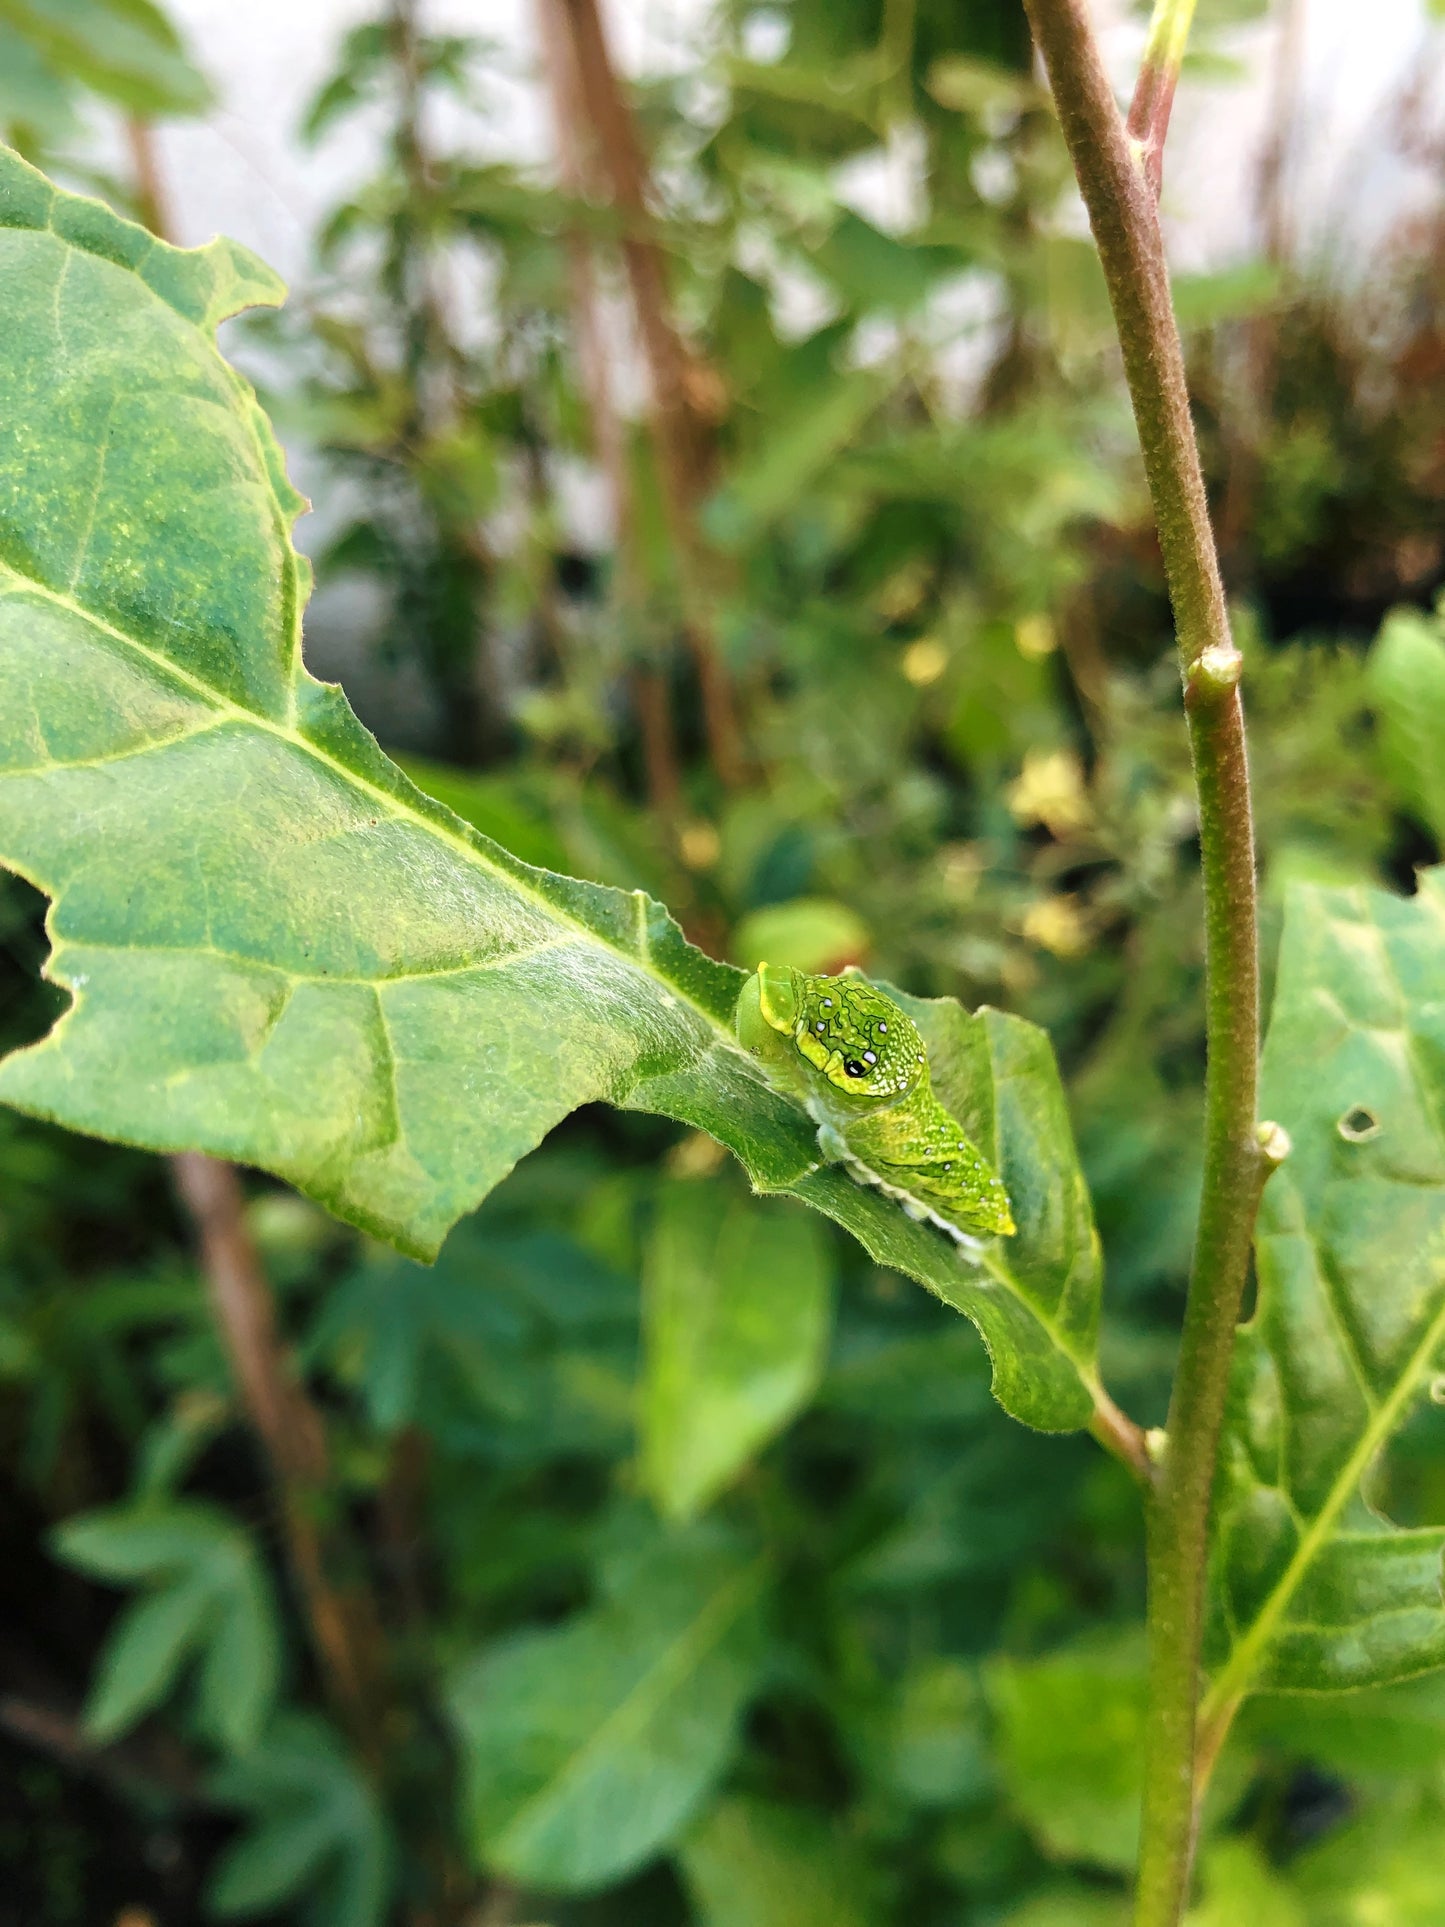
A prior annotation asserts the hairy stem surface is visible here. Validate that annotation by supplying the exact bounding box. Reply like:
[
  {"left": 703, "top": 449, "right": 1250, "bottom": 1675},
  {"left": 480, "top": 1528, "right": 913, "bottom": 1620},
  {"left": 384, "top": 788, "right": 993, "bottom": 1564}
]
[
  {"left": 1127, "top": 0, "right": 1198, "bottom": 193},
  {"left": 1020, "top": 4, "right": 1263, "bottom": 1921}
]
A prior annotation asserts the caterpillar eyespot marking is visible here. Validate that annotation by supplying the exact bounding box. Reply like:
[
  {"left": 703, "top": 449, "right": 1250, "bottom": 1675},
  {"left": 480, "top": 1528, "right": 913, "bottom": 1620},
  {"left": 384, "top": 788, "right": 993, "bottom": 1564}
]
[{"left": 735, "top": 963, "right": 1016, "bottom": 1249}]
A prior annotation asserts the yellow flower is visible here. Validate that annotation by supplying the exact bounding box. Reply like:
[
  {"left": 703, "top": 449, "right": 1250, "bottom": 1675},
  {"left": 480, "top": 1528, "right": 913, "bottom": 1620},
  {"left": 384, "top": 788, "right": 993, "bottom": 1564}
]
[
  {"left": 1015, "top": 612, "right": 1058, "bottom": 659},
  {"left": 1021, "top": 894, "right": 1091, "bottom": 958},
  {"left": 1007, "top": 748, "right": 1092, "bottom": 837},
  {"left": 678, "top": 821, "right": 722, "bottom": 870},
  {"left": 901, "top": 637, "right": 949, "bottom": 686}
]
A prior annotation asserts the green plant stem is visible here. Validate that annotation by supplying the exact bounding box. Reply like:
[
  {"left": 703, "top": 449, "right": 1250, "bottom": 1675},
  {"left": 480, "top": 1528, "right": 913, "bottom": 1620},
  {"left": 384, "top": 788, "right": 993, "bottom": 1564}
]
[
  {"left": 1090, "top": 1382, "right": 1154, "bottom": 1486},
  {"left": 1127, "top": 0, "right": 1198, "bottom": 193},
  {"left": 1020, "top": 4, "right": 1265, "bottom": 1922}
]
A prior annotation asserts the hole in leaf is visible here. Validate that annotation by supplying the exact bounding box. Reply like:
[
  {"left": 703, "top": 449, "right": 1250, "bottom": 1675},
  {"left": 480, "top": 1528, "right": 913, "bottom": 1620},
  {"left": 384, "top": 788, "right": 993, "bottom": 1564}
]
[
  {"left": 1372, "top": 1393, "right": 1445, "bottom": 1528},
  {"left": 1336, "top": 1106, "right": 1381, "bottom": 1143},
  {"left": 0, "top": 869, "right": 67, "bottom": 1056},
  {"left": 1238, "top": 1259, "right": 1258, "bottom": 1324}
]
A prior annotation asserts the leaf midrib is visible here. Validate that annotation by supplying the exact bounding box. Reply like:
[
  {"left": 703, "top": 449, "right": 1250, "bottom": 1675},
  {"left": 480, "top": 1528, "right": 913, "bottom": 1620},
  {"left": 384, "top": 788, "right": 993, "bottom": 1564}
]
[
  {"left": 0, "top": 562, "right": 734, "bottom": 1046},
  {"left": 494, "top": 1557, "right": 767, "bottom": 1865},
  {"left": 51, "top": 931, "right": 588, "bottom": 989},
  {"left": 0, "top": 573, "right": 1095, "bottom": 1386},
  {"left": 1202, "top": 1279, "right": 1445, "bottom": 1724},
  {"left": 1206, "top": 890, "right": 1445, "bottom": 1718}
]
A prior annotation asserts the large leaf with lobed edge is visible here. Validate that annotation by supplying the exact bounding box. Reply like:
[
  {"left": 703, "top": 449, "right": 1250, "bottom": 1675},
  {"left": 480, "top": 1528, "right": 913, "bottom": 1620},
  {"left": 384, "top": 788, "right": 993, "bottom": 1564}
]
[
  {"left": 0, "top": 148, "right": 1100, "bottom": 1432},
  {"left": 1204, "top": 874, "right": 1445, "bottom": 1720}
]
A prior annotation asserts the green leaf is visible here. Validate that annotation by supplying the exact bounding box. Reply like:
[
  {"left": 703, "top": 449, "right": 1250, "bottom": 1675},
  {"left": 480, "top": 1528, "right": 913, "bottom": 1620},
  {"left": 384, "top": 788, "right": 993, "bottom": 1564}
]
[
  {"left": 310, "top": 1219, "right": 635, "bottom": 1451},
  {"left": 55, "top": 1503, "right": 232, "bottom": 1580},
  {"left": 876, "top": 1656, "right": 992, "bottom": 1809},
  {"left": 1171, "top": 262, "right": 1281, "bottom": 332},
  {"left": 808, "top": 211, "right": 965, "bottom": 316},
  {"left": 640, "top": 1177, "right": 833, "bottom": 1520},
  {"left": 987, "top": 1634, "right": 1147, "bottom": 1873},
  {"left": 197, "top": 1548, "right": 283, "bottom": 1753},
  {"left": 1243, "top": 1670, "right": 1445, "bottom": 1783},
  {"left": 392, "top": 755, "right": 571, "bottom": 874},
  {"left": 53, "top": 1500, "right": 279, "bottom": 1749},
  {"left": 448, "top": 1532, "right": 768, "bottom": 1890},
  {"left": 729, "top": 896, "right": 870, "bottom": 975},
  {"left": 1185, "top": 1840, "right": 1306, "bottom": 1927},
  {"left": 0, "top": 21, "right": 79, "bottom": 145},
  {"left": 861, "top": 993, "right": 1104, "bottom": 1432},
  {"left": 0, "top": 151, "right": 1101, "bottom": 1432},
  {"left": 1290, "top": 1787, "right": 1445, "bottom": 1924},
  {"left": 1000, "top": 1891, "right": 1127, "bottom": 1927},
  {"left": 926, "top": 55, "right": 1038, "bottom": 119},
  {"left": 678, "top": 1796, "right": 877, "bottom": 1927},
  {"left": 0, "top": 0, "right": 210, "bottom": 117},
  {"left": 209, "top": 1713, "right": 391, "bottom": 1926},
  {"left": 704, "top": 371, "right": 887, "bottom": 549},
  {"left": 82, "top": 1572, "right": 213, "bottom": 1740},
  {"left": 1205, "top": 873, "right": 1445, "bottom": 1721},
  {"left": 300, "top": 22, "right": 389, "bottom": 144},
  {"left": 1366, "top": 606, "right": 1445, "bottom": 849}
]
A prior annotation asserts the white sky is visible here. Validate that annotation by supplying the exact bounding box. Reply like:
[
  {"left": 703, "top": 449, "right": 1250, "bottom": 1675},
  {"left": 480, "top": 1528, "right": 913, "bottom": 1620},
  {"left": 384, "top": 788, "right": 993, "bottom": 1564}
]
[{"left": 146, "top": 0, "right": 1442, "bottom": 290}]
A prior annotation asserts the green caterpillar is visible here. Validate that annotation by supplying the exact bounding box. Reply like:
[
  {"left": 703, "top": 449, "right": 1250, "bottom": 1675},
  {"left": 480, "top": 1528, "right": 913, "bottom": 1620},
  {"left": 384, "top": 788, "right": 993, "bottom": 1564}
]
[{"left": 736, "top": 963, "right": 1015, "bottom": 1252}]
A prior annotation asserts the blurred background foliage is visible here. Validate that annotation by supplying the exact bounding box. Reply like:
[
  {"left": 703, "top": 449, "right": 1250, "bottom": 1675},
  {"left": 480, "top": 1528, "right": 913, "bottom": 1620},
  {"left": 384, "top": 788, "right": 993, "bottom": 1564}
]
[{"left": 4, "top": 0, "right": 1445, "bottom": 1921}]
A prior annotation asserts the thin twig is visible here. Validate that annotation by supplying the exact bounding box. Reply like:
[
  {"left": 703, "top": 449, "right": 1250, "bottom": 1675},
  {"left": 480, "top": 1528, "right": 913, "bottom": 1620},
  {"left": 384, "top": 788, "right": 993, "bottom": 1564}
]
[
  {"left": 1257, "top": 0, "right": 1306, "bottom": 267},
  {"left": 552, "top": 0, "right": 744, "bottom": 789},
  {"left": 1089, "top": 1385, "right": 1155, "bottom": 1487},
  {"left": 1020, "top": 4, "right": 1268, "bottom": 1922},
  {"left": 123, "top": 120, "right": 172, "bottom": 240},
  {"left": 633, "top": 663, "right": 682, "bottom": 816},
  {"left": 0, "top": 1689, "right": 200, "bottom": 1804},
  {"left": 1126, "top": 0, "right": 1199, "bottom": 196},
  {"left": 172, "top": 1155, "right": 381, "bottom": 1754},
  {"left": 533, "top": 0, "right": 683, "bottom": 824},
  {"left": 389, "top": 0, "right": 448, "bottom": 409}
]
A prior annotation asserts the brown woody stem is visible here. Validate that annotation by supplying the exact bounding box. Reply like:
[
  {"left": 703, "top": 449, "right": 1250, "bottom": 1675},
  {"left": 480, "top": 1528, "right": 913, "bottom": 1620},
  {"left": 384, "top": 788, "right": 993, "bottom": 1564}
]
[
  {"left": 534, "top": 0, "right": 684, "bottom": 825},
  {"left": 172, "top": 1156, "right": 382, "bottom": 1755},
  {"left": 552, "top": 0, "right": 744, "bottom": 789},
  {"left": 123, "top": 120, "right": 172, "bottom": 241}
]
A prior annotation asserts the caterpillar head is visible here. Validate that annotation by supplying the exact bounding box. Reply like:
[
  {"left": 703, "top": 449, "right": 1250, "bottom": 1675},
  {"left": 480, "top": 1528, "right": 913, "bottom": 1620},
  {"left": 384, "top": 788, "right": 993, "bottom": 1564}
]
[{"left": 753, "top": 963, "right": 927, "bottom": 1103}]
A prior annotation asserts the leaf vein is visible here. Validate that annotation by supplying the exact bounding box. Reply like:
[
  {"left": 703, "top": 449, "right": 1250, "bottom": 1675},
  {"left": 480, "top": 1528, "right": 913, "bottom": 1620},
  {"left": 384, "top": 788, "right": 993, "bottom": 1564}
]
[
  {"left": 0, "top": 562, "right": 737, "bottom": 1044},
  {"left": 0, "top": 718, "right": 228, "bottom": 781},
  {"left": 52, "top": 932, "right": 588, "bottom": 989},
  {"left": 68, "top": 394, "right": 118, "bottom": 593},
  {"left": 1307, "top": 1229, "right": 1383, "bottom": 1420},
  {"left": 1203, "top": 1273, "right": 1445, "bottom": 1722},
  {"left": 369, "top": 988, "right": 403, "bottom": 1152},
  {"left": 495, "top": 1559, "right": 765, "bottom": 1864}
]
